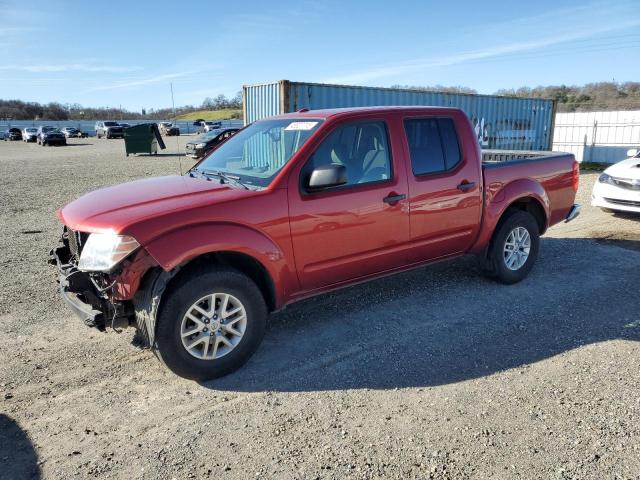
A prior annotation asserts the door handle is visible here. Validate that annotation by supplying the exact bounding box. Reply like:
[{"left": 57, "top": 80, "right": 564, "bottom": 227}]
[
  {"left": 457, "top": 181, "right": 476, "bottom": 192},
  {"left": 383, "top": 193, "right": 406, "bottom": 205}
]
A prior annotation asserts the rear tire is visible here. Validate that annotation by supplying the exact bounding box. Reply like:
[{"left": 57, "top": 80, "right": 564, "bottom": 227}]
[
  {"left": 154, "top": 267, "right": 268, "bottom": 380},
  {"left": 483, "top": 210, "right": 539, "bottom": 284}
]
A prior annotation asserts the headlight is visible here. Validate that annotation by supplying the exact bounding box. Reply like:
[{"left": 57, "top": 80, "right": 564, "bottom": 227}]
[
  {"left": 78, "top": 232, "right": 140, "bottom": 272},
  {"left": 195, "top": 143, "right": 206, "bottom": 149},
  {"left": 598, "top": 173, "right": 614, "bottom": 184}
]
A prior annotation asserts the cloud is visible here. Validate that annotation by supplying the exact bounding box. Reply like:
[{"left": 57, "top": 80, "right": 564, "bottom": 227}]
[
  {"left": 0, "top": 64, "right": 143, "bottom": 73},
  {"left": 87, "top": 71, "right": 200, "bottom": 91},
  {"left": 324, "top": 9, "right": 640, "bottom": 85}
]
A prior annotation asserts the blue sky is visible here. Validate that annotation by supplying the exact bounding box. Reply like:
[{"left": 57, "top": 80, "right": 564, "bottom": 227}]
[{"left": 0, "top": 0, "right": 638, "bottom": 110}]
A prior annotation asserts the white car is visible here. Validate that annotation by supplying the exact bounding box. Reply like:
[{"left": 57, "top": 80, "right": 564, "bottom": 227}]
[{"left": 592, "top": 148, "right": 640, "bottom": 213}]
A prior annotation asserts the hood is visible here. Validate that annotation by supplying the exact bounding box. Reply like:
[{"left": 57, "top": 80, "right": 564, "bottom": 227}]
[
  {"left": 605, "top": 157, "right": 640, "bottom": 180},
  {"left": 58, "top": 175, "right": 256, "bottom": 241}
]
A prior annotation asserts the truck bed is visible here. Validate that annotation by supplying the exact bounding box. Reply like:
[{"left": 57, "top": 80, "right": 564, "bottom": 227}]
[
  {"left": 482, "top": 149, "right": 567, "bottom": 164},
  {"left": 481, "top": 149, "right": 577, "bottom": 228}
]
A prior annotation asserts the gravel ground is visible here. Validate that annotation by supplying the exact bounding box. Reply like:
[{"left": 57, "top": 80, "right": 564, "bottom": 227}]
[{"left": 1, "top": 137, "right": 639, "bottom": 480}]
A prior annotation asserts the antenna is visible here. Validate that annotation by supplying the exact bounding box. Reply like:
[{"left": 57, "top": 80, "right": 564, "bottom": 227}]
[{"left": 171, "top": 82, "right": 183, "bottom": 175}]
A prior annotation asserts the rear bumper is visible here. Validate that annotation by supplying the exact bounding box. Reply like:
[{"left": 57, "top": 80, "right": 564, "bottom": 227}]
[{"left": 565, "top": 203, "right": 581, "bottom": 222}]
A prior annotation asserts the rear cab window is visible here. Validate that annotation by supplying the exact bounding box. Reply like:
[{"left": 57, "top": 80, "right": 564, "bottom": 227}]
[{"left": 404, "top": 117, "right": 461, "bottom": 175}]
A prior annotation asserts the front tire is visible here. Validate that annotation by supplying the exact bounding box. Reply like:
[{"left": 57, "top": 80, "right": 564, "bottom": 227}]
[
  {"left": 483, "top": 210, "right": 540, "bottom": 284},
  {"left": 155, "top": 267, "right": 268, "bottom": 380}
]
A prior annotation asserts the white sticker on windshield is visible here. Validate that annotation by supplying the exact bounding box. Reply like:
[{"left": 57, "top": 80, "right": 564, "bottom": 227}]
[{"left": 285, "top": 121, "right": 318, "bottom": 131}]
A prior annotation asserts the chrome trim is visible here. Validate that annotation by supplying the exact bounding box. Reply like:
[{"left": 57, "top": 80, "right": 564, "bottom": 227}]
[{"left": 565, "top": 203, "right": 581, "bottom": 222}]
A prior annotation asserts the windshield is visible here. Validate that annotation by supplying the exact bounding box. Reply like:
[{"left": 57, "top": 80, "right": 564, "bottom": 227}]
[
  {"left": 104, "top": 122, "right": 118, "bottom": 126},
  {"left": 25, "top": 128, "right": 37, "bottom": 132},
  {"left": 194, "top": 119, "right": 323, "bottom": 187}
]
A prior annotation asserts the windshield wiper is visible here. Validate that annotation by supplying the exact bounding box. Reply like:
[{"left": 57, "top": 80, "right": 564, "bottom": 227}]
[{"left": 198, "top": 169, "right": 249, "bottom": 190}]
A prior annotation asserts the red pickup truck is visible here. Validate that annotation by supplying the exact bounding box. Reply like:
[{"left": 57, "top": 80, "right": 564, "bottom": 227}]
[{"left": 50, "top": 106, "right": 580, "bottom": 380}]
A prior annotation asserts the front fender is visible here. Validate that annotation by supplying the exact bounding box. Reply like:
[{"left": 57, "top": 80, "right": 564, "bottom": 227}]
[{"left": 142, "top": 223, "right": 294, "bottom": 306}]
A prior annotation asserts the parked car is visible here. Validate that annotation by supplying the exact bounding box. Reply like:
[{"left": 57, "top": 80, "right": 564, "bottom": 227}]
[
  {"left": 4, "top": 127, "right": 22, "bottom": 141},
  {"left": 95, "top": 121, "right": 124, "bottom": 139},
  {"left": 158, "top": 122, "right": 180, "bottom": 136},
  {"left": 197, "top": 121, "right": 220, "bottom": 134},
  {"left": 60, "top": 127, "right": 87, "bottom": 138},
  {"left": 592, "top": 148, "right": 640, "bottom": 214},
  {"left": 120, "top": 123, "right": 131, "bottom": 129},
  {"left": 37, "top": 126, "right": 66, "bottom": 146},
  {"left": 185, "top": 127, "right": 239, "bottom": 159},
  {"left": 50, "top": 106, "right": 580, "bottom": 380},
  {"left": 22, "top": 127, "right": 38, "bottom": 142}
]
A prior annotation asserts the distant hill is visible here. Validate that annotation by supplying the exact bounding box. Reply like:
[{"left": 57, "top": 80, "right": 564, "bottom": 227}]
[{"left": 176, "top": 109, "right": 242, "bottom": 121}]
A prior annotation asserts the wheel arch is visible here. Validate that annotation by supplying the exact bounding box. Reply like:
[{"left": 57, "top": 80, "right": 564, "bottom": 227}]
[
  {"left": 471, "top": 178, "right": 550, "bottom": 256},
  {"left": 164, "top": 251, "right": 277, "bottom": 313},
  {"left": 500, "top": 195, "right": 548, "bottom": 235},
  {"left": 133, "top": 248, "right": 279, "bottom": 348},
  {"left": 140, "top": 222, "right": 293, "bottom": 310}
]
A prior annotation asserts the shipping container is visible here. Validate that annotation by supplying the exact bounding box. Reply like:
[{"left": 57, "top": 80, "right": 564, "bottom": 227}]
[{"left": 243, "top": 80, "right": 557, "bottom": 150}]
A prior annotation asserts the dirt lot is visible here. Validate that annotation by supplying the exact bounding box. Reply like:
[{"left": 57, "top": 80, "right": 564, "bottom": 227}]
[{"left": 1, "top": 137, "right": 639, "bottom": 479}]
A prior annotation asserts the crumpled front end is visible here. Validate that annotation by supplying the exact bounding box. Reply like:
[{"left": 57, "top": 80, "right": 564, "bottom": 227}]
[{"left": 49, "top": 227, "right": 136, "bottom": 330}]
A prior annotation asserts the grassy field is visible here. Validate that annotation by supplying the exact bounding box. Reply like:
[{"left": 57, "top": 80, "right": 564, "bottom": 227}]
[{"left": 175, "top": 109, "right": 241, "bottom": 121}]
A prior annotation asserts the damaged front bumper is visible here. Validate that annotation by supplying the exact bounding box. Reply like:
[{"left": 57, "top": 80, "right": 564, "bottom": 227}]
[{"left": 49, "top": 237, "right": 131, "bottom": 330}]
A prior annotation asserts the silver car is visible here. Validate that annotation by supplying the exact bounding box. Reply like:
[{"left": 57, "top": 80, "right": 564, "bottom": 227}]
[{"left": 22, "top": 127, "right": 38, "bottom": 142}]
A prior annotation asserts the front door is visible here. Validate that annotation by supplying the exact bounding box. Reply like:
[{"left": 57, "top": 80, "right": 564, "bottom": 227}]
[{"left": 288, "top": 118, "right": 410, "bottom": 291}]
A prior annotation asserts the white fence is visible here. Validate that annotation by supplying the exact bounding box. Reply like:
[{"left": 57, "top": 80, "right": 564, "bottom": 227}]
[{"left": 552, "top": 110, "right": 640, "bottom": 163}]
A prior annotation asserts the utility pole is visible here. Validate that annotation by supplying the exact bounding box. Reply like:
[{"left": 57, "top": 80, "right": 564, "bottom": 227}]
[{"left": 170, "top": 82, "right": 176, "bottom": 122}]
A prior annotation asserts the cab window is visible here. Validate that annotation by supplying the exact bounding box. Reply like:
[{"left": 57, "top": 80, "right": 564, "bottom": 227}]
[
  {"left": 303, "top": 120, "right": 392, "bottom": 188},
  {"left": 404, "top": 118, "right": 461, "bottom": 175}
]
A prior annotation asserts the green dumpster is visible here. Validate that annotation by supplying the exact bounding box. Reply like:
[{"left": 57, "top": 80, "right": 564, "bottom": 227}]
[{"left": 124, "top": 123, "right": 166, "bottom": 156}]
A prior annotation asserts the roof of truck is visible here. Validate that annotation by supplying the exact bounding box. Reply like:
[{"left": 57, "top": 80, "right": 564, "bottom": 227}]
[{"left": 274, "top": 105, "right": 462, "bottom": 120}]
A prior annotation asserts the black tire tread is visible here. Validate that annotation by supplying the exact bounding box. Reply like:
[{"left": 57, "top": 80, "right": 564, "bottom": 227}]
[
  {"left": 483, "top": 209, "right": 540, "bottom": 284},
  {"left": 154, "top": 266, "right": 267, "bottom": 381}
]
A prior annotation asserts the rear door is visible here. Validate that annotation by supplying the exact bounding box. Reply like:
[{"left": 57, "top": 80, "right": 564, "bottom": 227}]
[
  {"left": 288, "top": 115, "right": 410, "bottom": 291},
  {"left": 402, "top": 114, "right": 483, "bottom": 262}
]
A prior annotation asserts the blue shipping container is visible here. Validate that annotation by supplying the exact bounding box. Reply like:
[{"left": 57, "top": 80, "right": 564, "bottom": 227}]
[{"left": 243, "top": 80, "right": 557, "bottom": 150}]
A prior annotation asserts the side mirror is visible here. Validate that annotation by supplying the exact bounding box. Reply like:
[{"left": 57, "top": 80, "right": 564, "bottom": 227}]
[
  {"left": 627, "top": 148, "right": 638, "bottom": 158},
  {"left": 308, "top": 164, "right": 347, "bottom": 191}
]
